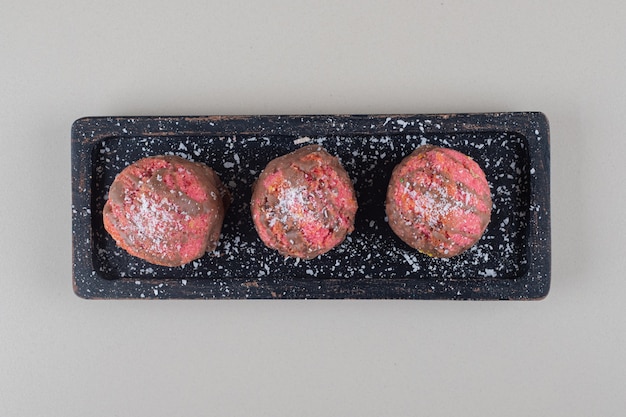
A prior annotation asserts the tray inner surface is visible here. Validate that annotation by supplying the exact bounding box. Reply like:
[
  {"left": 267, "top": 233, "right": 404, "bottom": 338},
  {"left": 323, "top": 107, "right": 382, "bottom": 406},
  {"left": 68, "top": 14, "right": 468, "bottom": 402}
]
[{"left": 91, "top": 131, "right": 530, "bottom": 282}]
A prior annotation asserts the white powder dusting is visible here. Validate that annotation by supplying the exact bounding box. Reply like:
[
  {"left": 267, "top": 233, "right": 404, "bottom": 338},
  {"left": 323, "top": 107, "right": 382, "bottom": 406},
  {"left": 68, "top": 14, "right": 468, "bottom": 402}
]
[
  {"left": 400, "top": 180, "right": 465, "bottom": 228},
  {"left": 125, "top": 192, "right": 186, "bottom": 254},
  {"left": 266, "top": 185, "right": 317, "bottom": 227}
]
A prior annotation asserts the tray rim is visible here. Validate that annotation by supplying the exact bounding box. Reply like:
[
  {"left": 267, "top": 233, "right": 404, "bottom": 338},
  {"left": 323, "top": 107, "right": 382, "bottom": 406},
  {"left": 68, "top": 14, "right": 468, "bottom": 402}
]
[{"left": 71, "top": 112, "right": 551, "bottom": 300}]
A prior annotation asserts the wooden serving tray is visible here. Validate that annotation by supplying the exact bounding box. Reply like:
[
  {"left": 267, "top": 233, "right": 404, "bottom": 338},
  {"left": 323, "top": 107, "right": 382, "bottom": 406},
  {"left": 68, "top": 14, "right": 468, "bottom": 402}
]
[{"left": 72, "top": 113, "right": 550, "bottom": 300}]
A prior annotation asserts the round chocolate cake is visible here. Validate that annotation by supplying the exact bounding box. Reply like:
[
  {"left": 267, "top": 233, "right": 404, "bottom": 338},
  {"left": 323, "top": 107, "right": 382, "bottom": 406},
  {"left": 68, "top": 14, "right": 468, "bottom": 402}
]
[
  {"left": 386, "top": 145, "right": 492, "bottom": 257},
  {"left": 103, "top": 155, "right": 229, "bottom": 267},
  {"left": 251, "top": 145, "right": 358, "bottom": 259}
]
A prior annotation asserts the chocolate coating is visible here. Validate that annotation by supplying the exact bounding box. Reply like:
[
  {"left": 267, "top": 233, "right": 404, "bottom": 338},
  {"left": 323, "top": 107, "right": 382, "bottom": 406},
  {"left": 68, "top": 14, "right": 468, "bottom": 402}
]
[
  {"left": 103, "top": 155, "right": 229, "bottom": 267},
  {"left": 386, "top": 145, "right": 492, "bottom": 257},
  {"left": 251, "top": 145, "right": 358, "bottom": 259}
]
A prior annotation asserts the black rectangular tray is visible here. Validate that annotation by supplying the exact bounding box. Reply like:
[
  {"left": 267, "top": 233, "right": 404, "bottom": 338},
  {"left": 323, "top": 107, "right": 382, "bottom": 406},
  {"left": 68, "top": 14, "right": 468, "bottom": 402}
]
[{"left": 72, "top": 113, "right": 550, "bottom": 299}]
